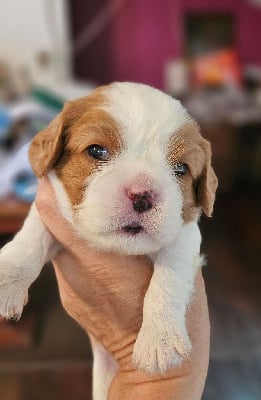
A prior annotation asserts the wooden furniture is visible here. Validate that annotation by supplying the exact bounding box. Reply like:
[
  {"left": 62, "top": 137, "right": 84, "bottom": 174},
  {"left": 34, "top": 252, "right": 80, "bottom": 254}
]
[{"left": 0, "top": 197, "right": 30, "bottom": 234}]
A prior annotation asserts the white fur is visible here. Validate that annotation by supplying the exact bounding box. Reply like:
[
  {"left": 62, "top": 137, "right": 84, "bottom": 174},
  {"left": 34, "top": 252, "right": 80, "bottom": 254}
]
[
  {"left": 104, "top": 82, "right": 192, "bottom": 154},
  {"left": 133, "top": 222, "right": 202, "bottom": 374},
  {"left": 48, "top": 171, "right": 73, "bottom": 223},
  {"left": 0, "top": 83, "right": 205, "bottom": 399}
]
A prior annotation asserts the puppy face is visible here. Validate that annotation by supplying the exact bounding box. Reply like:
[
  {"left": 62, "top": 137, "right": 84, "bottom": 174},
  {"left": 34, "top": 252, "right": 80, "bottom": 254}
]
[{"left": 29, "top": 83, "right": 218, "bottom": 255}]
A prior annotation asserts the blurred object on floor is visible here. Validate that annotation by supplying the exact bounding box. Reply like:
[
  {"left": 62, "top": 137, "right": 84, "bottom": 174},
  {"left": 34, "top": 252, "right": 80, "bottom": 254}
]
[
  {"left": 184, "top": 86, "right": 261, "bottom": 193},
  {"left": 186, "top": 87, "right": 261, "bottom": 126},
  {"left": 0, "top": 198, "right": 30, "bottom": 233},
  {"left": 0, "top": 318, "right": 34, "bottom": 351},
  {"left": 164, "top": 59, "right": 190, "bottom": 97},
  {"left": 12, "top": 171, "right": 37, "bottom": 203},
  {"left": 0, "top": 143, "right": 36, "bottom": 201},
  {"left": 0, "top": 365, "right": 92, "bottom": 400},
  {"left": 0, "top": 60, "right": 31, "bottom": 101},
  {"left": 191, "top": 49, "right": 241, "bottom": 88},
  {"left": 243, "top": 64, "right": 261, "bottom": 94},
  {"left": 0, "top": 66, "right": 95, "bottom": 202},
  {"left": 235, "top": 124, "right": 261, "bottom": 190}
]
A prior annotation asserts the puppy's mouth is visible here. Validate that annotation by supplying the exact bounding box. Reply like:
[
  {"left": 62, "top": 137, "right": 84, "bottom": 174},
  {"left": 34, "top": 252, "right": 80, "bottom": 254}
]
[{"left": 122, "top": 223, "right": 144, "bottom": 235}]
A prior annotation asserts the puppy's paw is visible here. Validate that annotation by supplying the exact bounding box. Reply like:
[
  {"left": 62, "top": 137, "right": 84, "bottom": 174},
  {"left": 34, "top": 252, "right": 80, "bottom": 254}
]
[
  {"left": 0, "top": 264, "right": 29, "bottom": 320},
  {"left": 133, "top": 324, "right": 191, "bottom": 375}
]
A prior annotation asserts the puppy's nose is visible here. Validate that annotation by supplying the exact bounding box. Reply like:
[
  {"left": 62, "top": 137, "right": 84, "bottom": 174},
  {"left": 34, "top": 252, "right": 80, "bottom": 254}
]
[{"left": 127, "top": 190, "right": 154, "bottom": 213}]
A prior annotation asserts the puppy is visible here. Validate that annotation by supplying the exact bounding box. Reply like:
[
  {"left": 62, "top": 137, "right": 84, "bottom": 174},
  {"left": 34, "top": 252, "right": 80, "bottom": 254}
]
[{"left": 0, "top": 82, "right": 217, "bottom": 398}]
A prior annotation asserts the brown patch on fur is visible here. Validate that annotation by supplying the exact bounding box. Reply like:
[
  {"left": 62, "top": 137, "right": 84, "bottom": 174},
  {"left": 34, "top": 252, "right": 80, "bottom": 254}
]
[
  {"left": 168, "top": 121, "right": 218, "bottom": 222},
  {"left": 56, "top": 108, "right": 121, "bottom": 206},
  {"left": 29, "top": 86, "right": 121, "bottom": 206},
  {"left": 29, "top": 113, "right": 64, "bottom": 178}
]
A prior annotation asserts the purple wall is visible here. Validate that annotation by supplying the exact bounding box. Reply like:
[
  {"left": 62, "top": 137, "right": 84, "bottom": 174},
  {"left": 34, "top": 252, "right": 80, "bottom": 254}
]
[
  {"left": 70, "top": 0, "right": 115, "bottom": 84},
  {"left": 112, "top": 0, "right": 261, "bottom": 88},
  {"left": 237, "top": 2, "right": 261, "bottom": 65},
  {"left": 112, "top": 0, "right": 182, "bottom": 88}
]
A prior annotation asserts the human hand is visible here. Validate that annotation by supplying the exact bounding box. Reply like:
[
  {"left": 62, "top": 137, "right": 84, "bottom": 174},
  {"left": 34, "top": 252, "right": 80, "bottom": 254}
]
[{"left": 35, "top": 177, "right": 210, "bottom": 400}]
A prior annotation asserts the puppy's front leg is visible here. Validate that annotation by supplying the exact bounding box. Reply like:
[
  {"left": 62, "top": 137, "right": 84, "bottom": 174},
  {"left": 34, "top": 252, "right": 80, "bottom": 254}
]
[
  {"left": 133, "top": 222, "right": 202, "bottom": 375},
  {"left": 0, "top": 203, "right": 58, "bottom": 320}
]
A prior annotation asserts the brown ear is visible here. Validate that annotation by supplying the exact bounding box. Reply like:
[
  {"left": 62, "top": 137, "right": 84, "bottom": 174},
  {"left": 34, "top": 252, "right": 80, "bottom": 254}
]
[
  {"left": 28, "top": 113, "right": 64, "bottom": 178},
  {"left": 196, "top": 140, "right": 218, "bottom": 217}
]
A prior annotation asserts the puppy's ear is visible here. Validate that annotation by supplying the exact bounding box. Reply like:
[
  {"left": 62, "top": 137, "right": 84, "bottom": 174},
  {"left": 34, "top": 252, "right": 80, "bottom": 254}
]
[
  {"left": 196, "top": 140, "right": 218, "bottom": 217},
  {"left": 28, "top": 95, "right": 100, "bottom": 177},
  {"left": 28, "top": 113, "right": 65, "bottom": 178}
]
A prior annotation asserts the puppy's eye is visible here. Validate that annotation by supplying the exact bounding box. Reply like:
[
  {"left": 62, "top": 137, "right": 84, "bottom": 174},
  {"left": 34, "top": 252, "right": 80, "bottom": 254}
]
[
  {"left": 173, "top": 162, "right": 188, "bottom": 177},
  {"left": 87, "top": 144, "right": 110, "bottom": 161}
]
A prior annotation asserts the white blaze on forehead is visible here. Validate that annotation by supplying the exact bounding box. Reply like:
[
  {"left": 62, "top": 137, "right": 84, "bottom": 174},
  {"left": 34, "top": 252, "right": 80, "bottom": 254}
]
[{"left": 102, "top": 82, "right": 193, "bottom": 161}]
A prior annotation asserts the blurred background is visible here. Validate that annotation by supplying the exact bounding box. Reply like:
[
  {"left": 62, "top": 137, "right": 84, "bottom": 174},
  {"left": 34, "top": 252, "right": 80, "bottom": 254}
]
[{"left": 0, "top": 1, "right": 260, "bottom": 399}]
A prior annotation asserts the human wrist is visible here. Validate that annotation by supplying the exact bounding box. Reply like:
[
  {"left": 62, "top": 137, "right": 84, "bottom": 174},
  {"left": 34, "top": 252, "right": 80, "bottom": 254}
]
[
  {"left": 106, "top": 336, "right": 194, "bottom": 400},
  {"left": 108, "top": 362, "right": 194, "bottom": 400}
]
